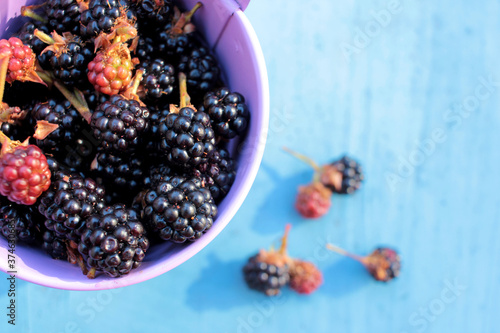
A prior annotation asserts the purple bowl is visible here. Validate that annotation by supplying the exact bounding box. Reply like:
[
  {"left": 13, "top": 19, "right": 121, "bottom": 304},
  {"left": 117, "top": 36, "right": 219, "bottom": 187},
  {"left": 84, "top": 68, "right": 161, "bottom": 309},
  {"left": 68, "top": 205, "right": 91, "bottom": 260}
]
[{"left": 0, "top": 0, "right": 269, "bottom": 290}]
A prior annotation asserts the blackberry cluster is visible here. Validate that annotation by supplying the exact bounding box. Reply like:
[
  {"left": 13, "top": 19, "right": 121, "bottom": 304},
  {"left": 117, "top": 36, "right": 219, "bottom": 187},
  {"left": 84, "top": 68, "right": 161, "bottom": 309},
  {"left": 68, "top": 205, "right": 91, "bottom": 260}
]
[
  {"left": 80, "top": 0, "right": 135, "bottom": 40},
  {"left": 48, "top": 41, "right": 94, "bottom": 86},
  {"left": 38, "top": 169, "right": 106, "bottom": 242},
  {"left": 178, "top": 47, "right": 220, "bottom": 96},
  {"left": 190, "top": 147, "right": 236, "bottom": 202},
  {"left": 243, "top": 255, "right": 290, "bottom": 296},
  {"left": 31, "top": 98, "right": 83, "bottom": 152},
  {"left": 90, "top": 95, "right": 150, "bottom": 154},
  {"left": 139, "top": 58, "right": 176, "bottom": 100},
  {"left": 0, "top": 200, "right": 42, "bottom": 244},
  {"left": 158, "top": 107, "right": 215, "bottom": 167},
  {"left": 137, "top": 175, "right": 217, "bottom": 243},
  {"left": 78, "top": 204, "right": 149, "bottom": 277},
  {"left": 45, "top": 0, "right": 82, "bottom": 35},
  {"left": 367, "top": 247, "right": 401, "bottom": 282},
  {"left": 199, "top": 87, "right": 250, "bottom": 139}
]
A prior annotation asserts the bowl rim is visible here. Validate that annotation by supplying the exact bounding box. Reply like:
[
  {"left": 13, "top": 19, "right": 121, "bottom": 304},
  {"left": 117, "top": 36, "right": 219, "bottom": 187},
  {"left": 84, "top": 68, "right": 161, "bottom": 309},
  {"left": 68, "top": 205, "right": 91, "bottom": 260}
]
[{"left": 0, "top": 8, "right": 270, "bottom": 290}]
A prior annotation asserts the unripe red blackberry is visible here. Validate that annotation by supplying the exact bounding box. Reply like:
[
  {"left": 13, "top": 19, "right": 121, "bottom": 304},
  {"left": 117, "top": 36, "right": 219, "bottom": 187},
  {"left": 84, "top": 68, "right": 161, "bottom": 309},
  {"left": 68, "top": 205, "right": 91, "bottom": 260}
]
[
  {"left": 289, "top": 260, "right": 323, "bottom": 295},
  {"left": 0, "top": 37, "right": 44, "bottom": 85},
  {"left": 295, "top": 182, "right": 332, "bottom": 219}
]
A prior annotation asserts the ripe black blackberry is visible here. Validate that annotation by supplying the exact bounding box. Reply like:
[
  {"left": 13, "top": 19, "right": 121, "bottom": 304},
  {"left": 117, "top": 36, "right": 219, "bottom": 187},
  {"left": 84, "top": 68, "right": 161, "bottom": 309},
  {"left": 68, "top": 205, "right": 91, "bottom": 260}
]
[
  {"left": 190, "top": 147, "right": 236, "bottom": 202},
  {"left": 38, "top": 169, "right": 106, "bottom": 242},
  {"left": 132, "top": 0, "right": 173, "bottom": 32},
  {"left": 31, "top": 98, "right": 83, "bottom": 153},
  {"left": 320, "top": 156, "right": 364, "bottom": 194},
  {"left": 16, "top": 21, "right": 52, "bottom": 69},
  {"left": 154, "top": 3, "right": 201, "bottom": 62},
  {"left": 78, "top": 204, "right": 150, "bottom": 278},
  {"left": 199, "top": 87, "right": 250, "bottom": 139},
  {"left": 137, "top": 175, "right": 217, "bottom": 243},
  {"left": 62, "top": 135, "right": 97, "bottom": 172},
  {"left": 0, "top": 200, "right": 42, "bottom": 244},
  {"left": 91, "top": 151, "right": 146, "bottom": 192},
  {"left": 80, "top": 0, "right": 136, "bottom": 40},
  {"left": 135, "top": 36, "right": 156, "bottom": 62},
  {"left": 90, "top": 95, "right": 150, "bottom": 154},
  {"left": 178, "top": 46, "right": 220, "bottom": 97},
  {"left": 158, "top": 73, "right": 215, "bottom": 167},
  {"left": 45, "top": 0, "right": 82, "bottom": 35},
  {"left": 34, "top": 30, "right": 94, "bottom": 86},
  {"left": 139, "top": 58, "right": 176, "bottom": 101},
  {"left": 142, "top": 163, "right": 173, "bottom": 188},
  {"left": 243, "top": 225, "right": 292, "bottom": 296}
]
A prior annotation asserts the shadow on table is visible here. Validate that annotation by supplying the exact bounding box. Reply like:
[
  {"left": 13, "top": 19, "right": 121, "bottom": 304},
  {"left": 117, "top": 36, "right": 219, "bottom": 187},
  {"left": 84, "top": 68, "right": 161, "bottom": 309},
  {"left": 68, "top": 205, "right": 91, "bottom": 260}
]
[
  {"left": 185, "top": 252, "right": 276, "bottom": 312},
  {"left": 320, "top": 257, "right": 370, "bottom": 297},
  {"left": 250, "top": 163, "right": 312, "bottom": 235}
]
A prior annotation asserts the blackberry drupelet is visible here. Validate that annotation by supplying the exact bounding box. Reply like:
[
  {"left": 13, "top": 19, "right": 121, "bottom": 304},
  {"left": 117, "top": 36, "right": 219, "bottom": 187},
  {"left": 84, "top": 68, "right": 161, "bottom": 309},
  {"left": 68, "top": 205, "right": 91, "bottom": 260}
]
[
  {"left": 190, "top": 147, "right": 236, "bottom": 202},
  {"left": 178, "top": 46, "right": 220, "bottom": 97},
  {"left": 0, "top": 199, "right": 43, "bottom": 244},
  {"left": 199, "top": 87, "right": 250, "bottom": 139},
  {"left": 90, "top": 95, "right": 150, "bottom": 154},
  {"left": 137, "top": 175, "right": 217, "bottom": 243},
  {"left": 78, "top": 204, "right": 150, "bottom": 278},
  {"left": 158, "top": 73, "right": 215, "bottom": 167},
  {"left": 38, "top": 169, "right": 106, "bottom": 242},
  {"left": 243, "top": 254, "right": 290, "bottom": 296},
  {"left": 31, "top": 98, "right": 83, "bottom": 153},
  {"left": 139, "top": 58, "right": 176, "bottom": 101},
  {"left": 320, "top": 156, "right": 364, "bottom": 194},
  {"left": 80, "top": 0, "right": 135, "bottom": 40}
]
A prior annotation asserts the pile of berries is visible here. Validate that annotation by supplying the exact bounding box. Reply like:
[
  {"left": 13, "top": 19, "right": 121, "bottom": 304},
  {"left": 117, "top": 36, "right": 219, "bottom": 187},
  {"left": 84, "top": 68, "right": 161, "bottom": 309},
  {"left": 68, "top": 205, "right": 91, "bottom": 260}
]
[
  {"left": 243, "top": 225, "right": 323, "bottom": 296},
  {"left": 283, "top": 147, "right": 364, "bottom": 219},
  {"left": 0, "top": 0, "right": 250, "bottom": 279}
]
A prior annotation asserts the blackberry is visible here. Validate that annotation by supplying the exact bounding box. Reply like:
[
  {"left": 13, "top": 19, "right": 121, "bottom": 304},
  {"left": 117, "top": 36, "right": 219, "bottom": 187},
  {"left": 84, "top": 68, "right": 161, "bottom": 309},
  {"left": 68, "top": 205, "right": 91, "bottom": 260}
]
[
  {"left": 31, "top": 98, "right": 83, "bottom": 153},
  {"left": 16, "top": 21, "right": 52, "bottom": 69},
  {"left": 91, "top": 151, "right": 146, "bottom": 192},
  {"left": 320, "top": 156, "right": 364, "bottom": 194},
  {"left": 42, "top": 228, "right": 67, "bottom": 259},
  {"left": 135, "top": 36, "right": 155, "bottom": 62},
  {"left": 243, "top": 254, "right": 290, "bottom": 296},
  {"left": 137, "top": 175, "right": 217, "bottom": 243},
  {"left": 243, "top": 225, "right": 292, "bottom": 296},
  {"left": 178, "top": 46, "right": 220, "bottom": 97},
  {"left": 200, "top": 88, "right": 250, "bottom": 139},
  {"left": 154, "top": 3, "right": 202, "bottom": 62},
  {"left": 90, "top": 95, "right": 150, "bottom": 154},
  {"left": 142, "top": 163, "right": 172, "bottom": 188},
  {"left": 139, "top": 58, "right": 176, "bottom": 101},
  {"left": 62, "top": 135, "right": 97, "bottom": 172},
  {"left": 38, "top": 169, "right": 106, "bottom": 242},
  {"left": 80, "top": 0, "right": 135, "bottom": 40},
  {"left": 78, "top": 204, "right": 150, "bottom": 278},
  {"left": 45, "top": 0, "right": 82, "bottom": 35},
  {"left": 0, "top": 200, "right": 43, "bottom": 244},
  {"left": 295, "top": 182, "right": 332, "bottom": 219},
  {"left": 326, "top": 245, "right": 401, "bottom": 282},
  {"left": 190, "top": 147, "right": 236, "bottom": 202},
  {"left": 289, "top": 260, "right": 323, "bottom": 295},
  {"left": 143, "top": 104, "right": 170, "bottom": 154},
  {"left": 133, "top": 0, "right": 173, "bottom": 32}
]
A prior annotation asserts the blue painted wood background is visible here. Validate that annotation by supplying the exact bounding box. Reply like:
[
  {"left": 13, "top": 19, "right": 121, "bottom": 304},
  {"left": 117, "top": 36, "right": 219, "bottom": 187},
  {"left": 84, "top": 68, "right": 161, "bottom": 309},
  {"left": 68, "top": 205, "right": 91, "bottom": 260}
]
[{"left": 2, "top": 0, "right": 500, "bottom": 332}]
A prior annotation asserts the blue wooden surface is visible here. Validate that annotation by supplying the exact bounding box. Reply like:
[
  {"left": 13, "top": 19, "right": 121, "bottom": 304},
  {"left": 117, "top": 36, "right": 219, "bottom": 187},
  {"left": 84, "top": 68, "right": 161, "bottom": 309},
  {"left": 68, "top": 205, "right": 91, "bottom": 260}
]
[{"left": 2, "top": 0, "right": 500, "bottom": 332}]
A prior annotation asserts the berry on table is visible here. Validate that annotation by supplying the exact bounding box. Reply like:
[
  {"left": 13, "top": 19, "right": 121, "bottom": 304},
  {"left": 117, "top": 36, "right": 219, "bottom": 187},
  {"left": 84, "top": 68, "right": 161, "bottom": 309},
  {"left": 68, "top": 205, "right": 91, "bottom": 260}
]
[
  {"left": 295, "top": 182, "right": 332, "bottom": 219},
  {"left": 243, "top": 225, "right": 292, "bottom": 296},
  {"left": 289, "top": 259, "right": 323, "bottom": 295},
  {"left": 326, "top": 244, "right": 401, "bottom": 282}
]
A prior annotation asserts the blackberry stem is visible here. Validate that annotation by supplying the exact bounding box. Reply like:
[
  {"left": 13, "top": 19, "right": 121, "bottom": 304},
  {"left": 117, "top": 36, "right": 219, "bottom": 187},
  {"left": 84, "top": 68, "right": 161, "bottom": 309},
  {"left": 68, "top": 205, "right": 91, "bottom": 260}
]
[
  {"left": 184, "top": 2, "right": 203, "bottom": 22},
  {"left": 326, "top": 243, "right": 366, "bottom": 263},
  {"left": 53, "top": 80, "right": 92, "bottom": 123},
  {"left": 278, "top": 223, "right": 291, "bottom": 255},
  {"left": 179, "top": 72, "right": 191, "bottom": 108},
  {"left": 172, "top": 2, "right": 202, "bottom": 34},
  {"left": 282, "top": 147, "right": 322, "bottom": 172},
  {"left": 34, "top": 29, "right": 55, "bottom": 45},
  {"left": 21, "top": 5, "right": 48, "bottom": 23}
]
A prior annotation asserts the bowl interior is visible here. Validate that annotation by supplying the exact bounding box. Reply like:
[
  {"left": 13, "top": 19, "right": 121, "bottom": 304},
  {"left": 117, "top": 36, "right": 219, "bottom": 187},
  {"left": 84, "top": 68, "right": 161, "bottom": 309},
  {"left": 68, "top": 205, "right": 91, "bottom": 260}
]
[{"left": 0, "top": 0, "right": 269, "bottom": 290}]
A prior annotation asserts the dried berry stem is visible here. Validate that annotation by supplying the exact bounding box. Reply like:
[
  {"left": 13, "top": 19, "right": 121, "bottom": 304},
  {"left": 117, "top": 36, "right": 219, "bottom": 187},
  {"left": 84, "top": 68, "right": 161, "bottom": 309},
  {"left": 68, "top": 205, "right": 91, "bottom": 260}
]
[
  {"left": 278, "top": 224, "right": 291, "bottom": 255},
  {"left": 34, "top": 29, "right": 55, "bottom": 45},
  {"left": 184, "top": 2, "right": 203, "bottom": 22},
  {"left": 172, "top": 2, "right": 202, "bottom": 34},
  {"left": 282, "top": 146, "right": 322, "bottom": 172},
  {"left": 21, "top": 5, "right": 48, "bottom": 23},
  {"left": 326, "top": 243, "right": 366, "bottom": 263},
  {"left": 179, "top": 72, "right": 191, "bottom": 108}
]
